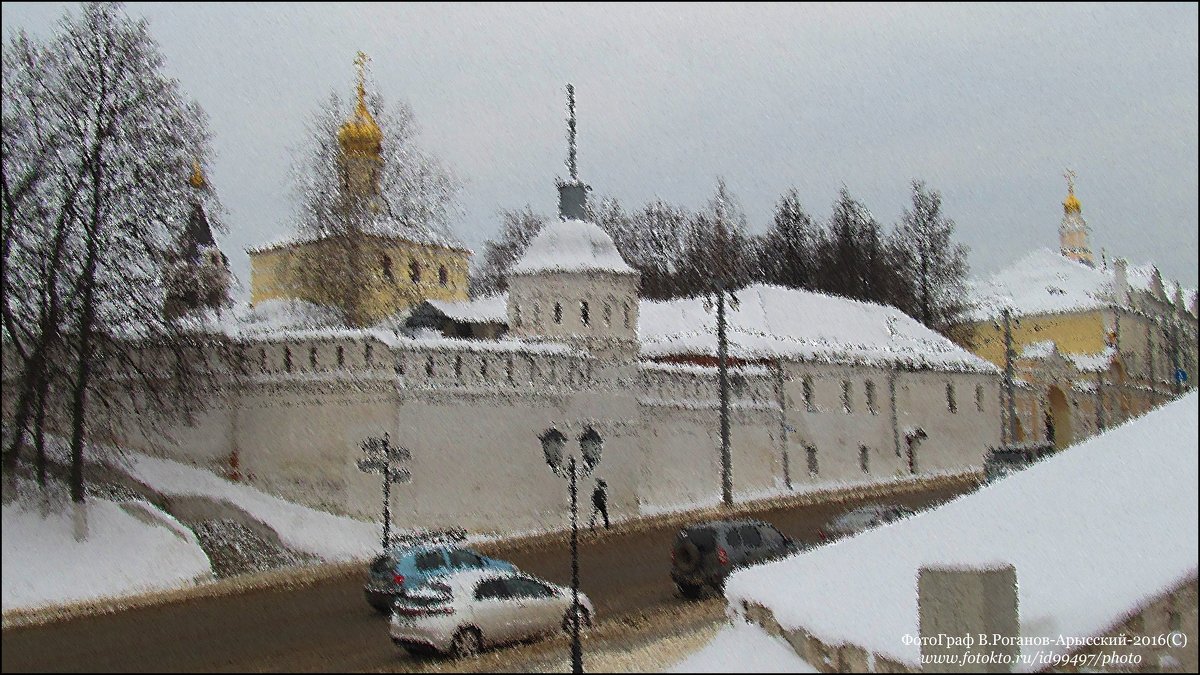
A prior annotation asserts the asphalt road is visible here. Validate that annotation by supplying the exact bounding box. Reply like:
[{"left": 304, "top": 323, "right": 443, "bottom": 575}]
[{"left": 2, "top": 481, "right": 973, "bottom": 672}]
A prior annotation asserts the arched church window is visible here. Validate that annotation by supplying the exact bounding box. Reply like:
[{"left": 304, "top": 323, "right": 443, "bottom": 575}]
[
  {"left": 438, "top": 265, "right": 448, "bottom": 287},
  {"left": 454, "top": 354, "right": 463, "bottom": 381},
  {"left": 409, "top": 260, "right": 421, "bottom": 284},
  {"left": 603, "top": 303, "right": 612, "bottom": 327},
  {"left": 382, "top": 255, "right": 394, "bottom": 282},
  {"left": 284, "top": 347, "right": 293, "bottom": 373},
  {"left": 425, "top": 355, "right": 435, "bottom": 377},
  {"left": 581, "top": 301, "right": 590, "bottom": 327},
  {"left": 513, "top": 303, "right": 521, "bottom": 328},
  {"left": 554, "top": 302, "right": 563, "bottom": 325},
  {"left": 946, "top": 382, "right": 957, "bottom": 413},
  {"left": 364, "top": 344, "right": 373, "bottom": 367},
  {"left": 309, "top": 346, "right": 318, "bottom": 369},
  {"left": 337, "top": 345, "right": 345, "bottom": 368},
  {"left": 623, "top": 301, "right": 631, "bottom": 329}
]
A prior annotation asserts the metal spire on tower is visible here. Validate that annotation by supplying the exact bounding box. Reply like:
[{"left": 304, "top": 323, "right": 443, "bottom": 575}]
[{"left": 567, "top": 83, "right": 578, "bottom": 182}]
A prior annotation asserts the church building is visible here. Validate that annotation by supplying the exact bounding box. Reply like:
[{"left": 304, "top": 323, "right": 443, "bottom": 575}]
[{"left": 247, "top": 54, "right": 471, "bottom": 326}]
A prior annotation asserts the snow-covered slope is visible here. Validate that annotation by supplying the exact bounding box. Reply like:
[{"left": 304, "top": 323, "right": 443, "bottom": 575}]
[
  {"left": 2, "top": 484, "right": 212, "bottom": 612},
  {"left": 666, "top": 620, "right": 818, "bottom": 673},
  {"left": 725, "top": 391, "right": 1198, "bottom": 671}
]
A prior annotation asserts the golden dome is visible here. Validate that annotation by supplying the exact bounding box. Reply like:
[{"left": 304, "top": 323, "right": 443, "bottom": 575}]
[
  {"left": 338, "top": 52, "right": 382, "bottom": 157},
  {"left": 1063, "top": 191, "right": 1081, "bottom": 214},
  {"left": 1062, "top": 168, "right": 1081, "bottom": 214},
  {"left": 189, "top": 160, "right": 207, "bottom": 190}
]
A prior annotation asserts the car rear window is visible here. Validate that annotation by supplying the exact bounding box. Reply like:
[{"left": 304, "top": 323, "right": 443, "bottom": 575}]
[
  {"left": 414, "top": 550, "right": 446, "bottom": 572},
  {"left": 682, "top": 526, "right": 717, "bottom": 552},
  {"left": 740, "top": 525, "right": 762, "bottom": 547},
  {"left": 724, "top": 527, "right": 743, "bottom": 548}
]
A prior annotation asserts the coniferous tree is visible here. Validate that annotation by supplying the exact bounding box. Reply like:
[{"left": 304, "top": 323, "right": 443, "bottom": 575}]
[
  {"left": 761, "top": 189, "right": 819, "bottom": 289},
  {"left": 895, "top": 179, "right": 971, "bottom": 339}
]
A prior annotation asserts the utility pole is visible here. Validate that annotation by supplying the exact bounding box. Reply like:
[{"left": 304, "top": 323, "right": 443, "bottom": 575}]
[
  {"left": 1002, "top": 308, "right": 1018, "bottom": 444},
  {"left": 774, "top": 359, "right": 791, "bottom": 490}
]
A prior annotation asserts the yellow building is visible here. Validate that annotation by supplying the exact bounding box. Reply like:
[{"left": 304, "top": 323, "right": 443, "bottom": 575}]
[
  {"left": 248, "top": 53, "right": 469, "bottom": 326},
  {"left": 962, "top": 173, "right": 1198, "bottom": 449}
]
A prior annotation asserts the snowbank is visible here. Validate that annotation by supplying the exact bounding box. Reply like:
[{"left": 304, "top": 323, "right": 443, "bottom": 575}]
[
  {"left": 725, "top": 391, "right": 1199, "bottom": 671},
  {"left": 666, "top": 620, "right": 818, "bottom": 673},
  {"left": 2, "top": 484, "right": 212, "bottom": 612}
]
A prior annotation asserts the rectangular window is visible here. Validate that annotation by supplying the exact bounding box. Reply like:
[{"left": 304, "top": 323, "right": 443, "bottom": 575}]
[
  {"left": 842, "top": 380, "right": 852, "bottom": 413},
  {"left": 865, "top": 380, "right": 878, "bottom": 415},
  {"left": 336, "top": 345, "right": 345, "bottom": 368},
  {"left": 860, "top": 446, "right": 870, "bottom": 473},
  {"left": 946, "top": 382, "right": 957, "bottom": 413},
  {"left": 976, "top": 384, "right": 985, "bottom": 412},
  {"left": 807, "top": 446, "right": 818, "bottom": 477},
  {"left": 803, "top": 377, "right": 816, "bottom": 413}
]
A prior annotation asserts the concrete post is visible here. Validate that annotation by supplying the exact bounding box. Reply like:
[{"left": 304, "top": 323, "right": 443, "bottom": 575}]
[{"left": 919, "top": 564, "right": 1019, "bottom": 673}]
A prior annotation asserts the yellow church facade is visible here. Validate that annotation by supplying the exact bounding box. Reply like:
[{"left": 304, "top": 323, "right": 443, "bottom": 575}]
[
  {"left": 961, "top": 174, "right": 1198, "bottom": 450},
  {"left": 248, "top": 53, "right": 469, "bottom": 325}
]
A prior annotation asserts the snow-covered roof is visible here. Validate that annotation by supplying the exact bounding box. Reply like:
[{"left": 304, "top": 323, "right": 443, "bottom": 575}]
[
  {"left": 967, "top": 248, "right": 1113, "bottom": 321},
  {"left": 969, "top": 249, "right": 1197, "bottom": 321},
  {"left": 509, "top": 218, "right": 636, "bottom": 276},
  {"left": 639, "top": 284, "right": 998, "bottom": 373},
  {"left": 426, "top": 294, "right": 508, "bottom": 324},
  {"left": 247, "top": 216, "right": 469, "bottom": 255},
  {"left": 726, "top": 391, "right": 1199, "bottom": 672}
]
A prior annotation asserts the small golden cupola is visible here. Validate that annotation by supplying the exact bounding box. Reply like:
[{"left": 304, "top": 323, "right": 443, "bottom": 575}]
[
  {"left": 338, "top": 52, "right": 383, "bottom": 158},
  {"left": 1063, "top": 172, "right": 1081, "bottom": 214},
  {"left": 1059, "top": 169, "right": 1094, "bottom": 267}
]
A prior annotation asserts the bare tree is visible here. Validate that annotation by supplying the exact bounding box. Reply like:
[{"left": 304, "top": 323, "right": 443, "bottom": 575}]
[
  {"left": 2, "top": 3, "right": 232, "bottom": 526},
  {"left": 760, "top": 189, "right": 820, "bottom": 290},
  {"left": 470, "top": 205, "right": 548, "bottom": 296}
]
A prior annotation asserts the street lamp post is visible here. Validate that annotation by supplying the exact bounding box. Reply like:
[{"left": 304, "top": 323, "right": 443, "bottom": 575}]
[
  {"left": 357, "top": 433, "right": 411, "bottom": 551},
  {"left": 541, "top": 426, "right": 602, "bottom": 675}
]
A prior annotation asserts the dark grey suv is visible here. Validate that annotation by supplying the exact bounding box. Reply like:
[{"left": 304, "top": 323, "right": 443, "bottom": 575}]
[{"left": 670, "top": 519, "right": 799, "bottom": 599}]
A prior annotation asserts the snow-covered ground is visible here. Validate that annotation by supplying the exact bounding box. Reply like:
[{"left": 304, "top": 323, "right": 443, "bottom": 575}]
[
  {"left": 103, "top": 450, "right": 379, "bottom": 561},
  {"left": 2, "top": 479, "right": 212, "bottom": 613},
  {"left": 665, "top": 620, "right": 818, "bottom": 673},
  {"left": 724, "top": 391, "right": 1199, "bottom": 672},
  {"left": 3, "top": 434, "right": 383, "bottom": 614}
]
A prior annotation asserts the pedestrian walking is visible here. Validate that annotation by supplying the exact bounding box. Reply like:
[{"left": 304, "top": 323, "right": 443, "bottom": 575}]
[{"left": 590, "top": 478, "right": 609, "bottom": 530}]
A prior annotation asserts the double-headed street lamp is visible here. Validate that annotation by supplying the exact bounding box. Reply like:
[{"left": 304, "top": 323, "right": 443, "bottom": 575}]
[
  {"left": 357, "top": 433, "right": 411, "bottom": 551},
  {"left": 540, "top": 425, "right": 602, "bottom": 675}
]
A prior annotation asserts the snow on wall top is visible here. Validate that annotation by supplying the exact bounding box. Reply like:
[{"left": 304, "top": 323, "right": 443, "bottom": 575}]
[
  {"left": 509, "top": 218, "right": 636, "bottom": 276},
  {"left": 968, "top": 248, "right": 1113, "bottom": 321},
  {"left": 1067, "top": 346, "right": 1117, "bottom": 373},
  {"left": 725, "top": 391, "right": 1199, "bottom": 671},
  {"left": 1019, "top": 340, "right": 1058, "bottom": 359},
  {"left": 639, "top": 284, "right": 998, "bottom": 374},
  {"left": 426, "top": 294, "right": 509, "bottom": 323}
]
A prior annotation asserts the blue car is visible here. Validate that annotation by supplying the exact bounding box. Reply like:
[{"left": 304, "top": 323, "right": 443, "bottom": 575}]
[{"left": 365, "top": 543, "right": 517, "bottom": 613}]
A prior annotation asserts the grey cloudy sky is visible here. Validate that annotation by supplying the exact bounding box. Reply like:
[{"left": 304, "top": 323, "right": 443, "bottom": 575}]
[{"left": 4, "top": 2, "right": 1197, "bottom": 298}]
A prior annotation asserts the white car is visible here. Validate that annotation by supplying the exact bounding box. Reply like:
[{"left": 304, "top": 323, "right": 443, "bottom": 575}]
[{"left": 389, "top": 569, "right": 596, "bottom": 658}]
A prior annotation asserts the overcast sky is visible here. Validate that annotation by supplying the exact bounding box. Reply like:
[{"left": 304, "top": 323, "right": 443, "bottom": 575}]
[{"left": 4, "top": 2, "right": 1197, "bottom": 298}]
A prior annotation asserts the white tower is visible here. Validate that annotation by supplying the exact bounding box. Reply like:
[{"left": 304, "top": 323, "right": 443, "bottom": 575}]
[{"left": 506, "top": 85, "right": 641, "bottom": 363}]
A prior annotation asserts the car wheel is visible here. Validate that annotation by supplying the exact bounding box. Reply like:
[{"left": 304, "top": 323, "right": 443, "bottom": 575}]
[
  {"left": 677, "top": 583, "right": 703, "bottom": 600},
  {"left": 673, "top": 540, "right": 702, "bottom": 573},
  {"left": 450, "top": 628, "right": 482, "bottom": 659},
  {"left": 562, "top": 605, "right": 592, "bottom": 634}
]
